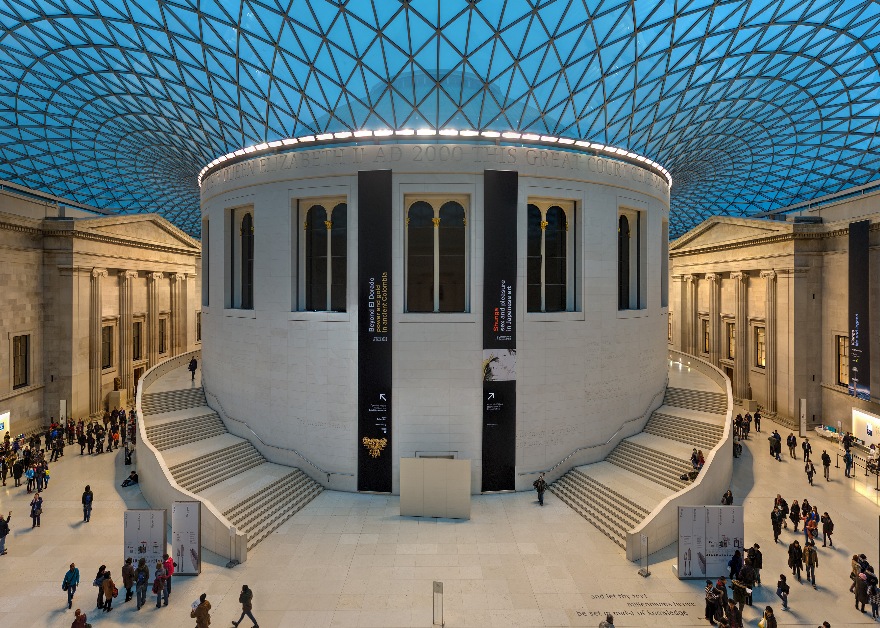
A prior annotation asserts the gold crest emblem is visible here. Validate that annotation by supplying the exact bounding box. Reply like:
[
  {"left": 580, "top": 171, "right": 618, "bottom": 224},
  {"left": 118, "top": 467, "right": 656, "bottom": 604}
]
[{"left": 362, "top": 437, "right": 388, "bottom": 458}]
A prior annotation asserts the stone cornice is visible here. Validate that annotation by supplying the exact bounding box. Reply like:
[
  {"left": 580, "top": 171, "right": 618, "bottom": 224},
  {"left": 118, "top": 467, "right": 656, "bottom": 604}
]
[{"left": 0, "top": 219, "right": 43, "bottom": 236}]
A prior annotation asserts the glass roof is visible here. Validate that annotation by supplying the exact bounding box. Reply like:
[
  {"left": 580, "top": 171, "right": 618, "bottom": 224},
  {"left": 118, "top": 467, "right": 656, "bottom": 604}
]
[{"left": 1, "top": 0, "right": 879, "bottom": 237}]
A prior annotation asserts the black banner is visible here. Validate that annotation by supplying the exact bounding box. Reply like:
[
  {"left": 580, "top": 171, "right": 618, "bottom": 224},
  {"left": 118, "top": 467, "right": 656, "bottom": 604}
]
[
  {"left": 849, "top": 220, "right": 871, "bottom": 401},
  {"left": 358, "top": 170, "right": 393, "bottom": 492},
  {"left": 481, "top": 170, "right": 518, "bottom": 492}
]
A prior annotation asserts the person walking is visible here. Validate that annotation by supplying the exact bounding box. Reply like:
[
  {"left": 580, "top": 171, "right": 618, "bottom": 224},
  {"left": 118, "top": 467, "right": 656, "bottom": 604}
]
[
  {"left": 94, "top": 564, "right": 106, "bottom": 609},
  {"left": 844, "top": 449, "right": 854, "bottom": 477},
  {"left": 776, "top": 574, "right": 790, "bottom": 610},
  {"left": 153, "top": 560, "right": 167, "bottom": 607},
  {"left": 100, "top": 569, "right": 116, "bottom": 612},
  {"left": 787, "top": 433, "right": 797, "bottom": 458},
  {"left": 134, "top": 557, "right": 150, "bottom": 610},
  {"left": 820, "top": 512, "right": 834, "bottom": 547},
  {"left": 788, "top": 540, "right": 803, "bottom": 582},
  {"left": 754, "top": 409, "right": 761, "bottom": 432},
  {"left": 721, "top": 489, "right": 733, "bottom": 505},
  {"left": 82, "top": 485, "right": 93, "bottom": 523},
  {"left": 789, "top": 500, "right": 800, "bottom": 532},
  {"left": 803, "top": 541, "right": 818, "bottom": 588},
  {"left": 802, "top": 437, "right": 812, "bottom": 462},
  {"left": 62, "top": 563, "right": 80, "bottom": 609},
  {"left": 805, "top": 461, "right": 816, "bottom": 486},
  {"left": 29, "top": 492, "right": 42, "bottom": 528},
  {"left": 0, "top": 510, "right": 10, "bottom": 555},
  {"left": 71, "top": 608, "right": 88, "bottom": 628},
  {"left": 121, "top": 557, "right": 135, "bottom": 603},
  {"left": 233, "top": 584, "right": 259, "bottom": 627},
  {"left": 771, "top": 507, "right": 783, "bottom": 543},
  {"left": 761, "top": 606, "right": 777, "bottom": 627},
  {"left": 533, "top": 473, "right": 547, "bottom": 506},
  {"left": 729, "top": 549, "right": 743, "bottom": 581},
  {"left": 726, "top": 598, "right": 743, "bottom": 628},
  {"left": 188, "top": 356, "right": 198, "bottom": 381},
  {"left": 191, "top": 592, "right": 211, "bottom": 628},
  {"left": 821, "top": 450, "right": 831, "bottom": 481}
]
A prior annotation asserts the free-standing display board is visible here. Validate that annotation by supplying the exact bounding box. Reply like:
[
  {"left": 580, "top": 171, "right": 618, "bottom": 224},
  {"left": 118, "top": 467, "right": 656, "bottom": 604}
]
[
  {"left": 399, "top": 458, "right": 471, "bottom": 519},
  {"left": 171, "top": 501, "right": 201, "bottom": 575},
  {"left": 123, "top": 509, "right": 166, "bottom": 569},
  {"left": 678, "top": 506, "right": 744, "bottom": 579}
]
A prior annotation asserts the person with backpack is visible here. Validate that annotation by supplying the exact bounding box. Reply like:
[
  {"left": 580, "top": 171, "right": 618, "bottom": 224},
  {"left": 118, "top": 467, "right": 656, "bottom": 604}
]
[
  {"left": 82, "top": 485, "right": 93, "bottom": 523},
  {"left": 820, "top": 512, "right": 834, "bottom": 547},
  {"left": 0, "top": 510, "right": 10, "bottom": 555},
  {"left": 62, "top": 562, "right": 80, "bottom": 609},
  {"left": 134, "top": 558, "right": 150, "bottom": 610},
  {"left": 153, "top": 561, "right": 167, "bottom": 608},
  {"left": 163, "top": 553, "right": 176, "bottom": 596},
  {"left": 233, "top": 584, "right": 259, "bottom": 627},
  {"left": 121, "top": 557, "right": 134, "bottom": 603},
  {"left": 533, "top": 473, "right": 548, "bottom": 506}
]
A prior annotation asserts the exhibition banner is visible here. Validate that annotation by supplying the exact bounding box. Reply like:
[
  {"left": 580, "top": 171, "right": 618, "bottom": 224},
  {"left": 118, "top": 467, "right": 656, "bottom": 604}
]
[
  {"left": 357, "top": 169, "right": 393, "bottom": 492},
  {"left": 171, "top": 501, "right": 201, "bottom": 575},
  {"left": 481, "top": 169, "right": 518, "bottom": 492},
  {"left": 677, "top": 506, "right": 745, "bottom": 579},
  {"left": 849, "top": 220, "right": 871, "bottom": 401},
  {"left": 123, "top": 509, "right": 166, "bottom": 569}
]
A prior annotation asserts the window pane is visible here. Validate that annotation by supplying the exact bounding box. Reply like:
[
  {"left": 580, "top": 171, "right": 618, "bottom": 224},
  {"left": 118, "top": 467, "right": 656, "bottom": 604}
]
[
  {"left": 330, "top": 204, "right": 347, "bottom": 312},
  {"left": 305, "top": 205, "right": 328, "bottom": 311},
  {"left": 618, "top": 215, "right": 630, "bottom": 309},
  {"left": 12, "top": 335, "right": 28, "bottom": 388},
  {"left": 159, "top": 318, "right": 167, "bottom": 354},
  {"left": 544, "top": 206, "right": 567, "bottom": 312},
  {"left": 102, "top": 326, "right": 112, "bottom": 369},
  {"left": 240, "top": 213, "right": 254, "bottom": 309},
  {"left": 438, "top": 201, "right": 466, "bottom": 312},
  {"left": 133, "top": 322, "right": 142, "bottom": 361},
  {"left": 406, "top": 201, "right": 434, "bottom": 312},
  {"left": 526, "top": 205, "right": 542, "bottom": 312}
]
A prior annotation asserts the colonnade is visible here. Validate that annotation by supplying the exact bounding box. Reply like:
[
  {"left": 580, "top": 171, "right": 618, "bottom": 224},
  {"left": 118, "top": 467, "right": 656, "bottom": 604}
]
[{"left": 88, "top": 268, "right": 190, "bottom": 415}]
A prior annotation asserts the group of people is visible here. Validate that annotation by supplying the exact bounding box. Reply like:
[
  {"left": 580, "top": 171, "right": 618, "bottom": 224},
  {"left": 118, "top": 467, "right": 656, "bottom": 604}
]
[
  {"left": 849, "top": 553, "right": 880, "bottom": 618},
  {"left": 75, "top": 407, "right": 136, "bottom": 456},
  {"left": 733, "top": 409, "right": 761, "bottom": 439}
]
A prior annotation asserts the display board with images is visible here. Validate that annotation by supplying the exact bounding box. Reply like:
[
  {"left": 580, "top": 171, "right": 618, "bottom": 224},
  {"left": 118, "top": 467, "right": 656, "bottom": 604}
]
[
  {"left": 123, "top": 509, "right": 166, "bottom": 569},
  {"left": 171, "top": 501, "right": 201, "bottom": 575},
  {"left": 678, "top": 505, "right": 744, "bottom": 579}
]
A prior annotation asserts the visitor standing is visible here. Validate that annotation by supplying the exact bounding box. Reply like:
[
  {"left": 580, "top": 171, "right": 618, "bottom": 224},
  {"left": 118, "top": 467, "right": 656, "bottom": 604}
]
[
  {"left": 771, "top": 507, "right": 783, "bottom": 543},
  {"left": 787, "top": 540, "right": 803, "bottom": 582},
  {"left": 121, "top": 557, "right": 134, "bottom": 603},
  {"left": 153, "top": 560, "right": 167, "bottom": 607},
  {"left": 233, "top": 584, "right": 259, "bottom": 627},
  {"left": 802, "top": 437, "right": 812, "bottom": 462},
  {"left": 62, "top": 562, "right": 80, "bottom": 609},
  {"left": 776, "top": 574, "right": 790, "bottom": 610},
  {"left": 94, "top": 564, "right": 106, "bottom": 609},
  {"left": 857, "top": 571, "right": 870, "bottom": 613},
  {"left": 71, "top": 608, "right": 88, "bottom": 628},
  {"left": 0, "top": 510, "right": 10, "bottom": 555},
  {"left": 134, "top": 557, "right": 150, "bottom": 610},
  {"left": 29, "top": 492, "right": 42, "bottom": 527},
  {"left": 704, "top": 580, "right": 719, "bottom": 625},
  {"left": 787, "top": 433, "right": 797, "bottom": 458},
  {"left": 100, "top": 569, "right": 116, "bottom": 612},
  {"left": 820, "top": 512, "right": 834, "bottom": 547},
  {"left": 845, "top": 449, "right": 854, "bottom": 477},
  {"left": 533, "top": 473, "right": 547, "bottom": 506},
  {"left": 747, "top": 543, "right": 763, "bottom": 585},
  {"left": 754, "top": 409, "right": 761, "bottom": 432},
  {"left": 163, "top": 553, "right": 176, "bottom": 597},
  {"left": 599, "top": 613, "right": 614, "bottom": 627},
  {"left": 761, "top": 606, "right": 777, "bottom": 627},
  {"left": 82, "top": 485, "right": 93, "bottom": 522},
  {"left": 803, "top": 541, "right": 818, "bottom": 588},
  {"left": 789, "top": 500, "right": 801, "bottom": 532},
  {"left": 721, "top": 489, "right": 733, "bottom": 505},
  {"left": 188, "top": 356, "right": 198, "bottom": 381},
  {"left": 191, "top": 593, "right": 211, "bottom": 628}
]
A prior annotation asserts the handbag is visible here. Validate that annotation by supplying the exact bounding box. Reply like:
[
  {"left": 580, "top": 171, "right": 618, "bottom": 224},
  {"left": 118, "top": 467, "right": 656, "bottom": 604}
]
[
  {"left": 62, "top": 581, "right": 69, "bottom": 591},
  {"left": 112, "top": 585, "right": 118, "bottom": 598},
  {"left": 34, "top": 508, "right": 42, "bottom": 516},
  {"left": 758, "top": 618, "right": 766, "bottom": 628}
]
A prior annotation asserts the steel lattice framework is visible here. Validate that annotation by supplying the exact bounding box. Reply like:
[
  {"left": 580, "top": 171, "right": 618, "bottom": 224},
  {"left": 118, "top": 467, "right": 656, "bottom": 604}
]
[{"left": 1, "top": 0, "right": 879, "bottom": 237}]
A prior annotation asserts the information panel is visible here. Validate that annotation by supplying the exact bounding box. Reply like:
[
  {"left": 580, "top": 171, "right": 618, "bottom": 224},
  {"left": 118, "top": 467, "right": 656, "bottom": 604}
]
[
  {"left": 849, "top": 219, "right": 871, "bottom": 401},
  {"left": 357, "top": 169, "right": 393, "bottom": 492},
  {"left": 171, "top": 501, "right": 201, "bottom": 575},
  {"left": 123, "top": 509, "right": 166, "bottom": 569},
  {"left": 481, "top": 170, "right": 518, "bottom": 492},
  {"left": 678, "top": 506, "right": 744, "bottom": 579}
]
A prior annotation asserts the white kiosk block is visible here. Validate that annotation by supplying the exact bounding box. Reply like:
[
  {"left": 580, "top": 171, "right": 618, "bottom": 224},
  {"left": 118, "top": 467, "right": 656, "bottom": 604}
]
[{"left": 400, "top": 458, "right": 471, "bottom": 519}]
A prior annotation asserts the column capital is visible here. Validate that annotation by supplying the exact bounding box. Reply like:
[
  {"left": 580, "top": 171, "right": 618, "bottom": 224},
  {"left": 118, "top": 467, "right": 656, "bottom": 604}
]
[
  {"left": 120, "top": 269, "right": 139, "bottom": 281},
  {"left": 148, "top": 272, "right": 164, "bottom": 281},
  {"left": 705, "top": 273, "right": 719, "bottom": 282},
  {"left": 760, "top": 269, "right": 777, "bottom": 280},
  {"left": 683, "top": 273, "right": 696, "bottom": 283},
  {"left": 91, "top": 268, "right": 108, "bottom": 279},
  {"left": 730, "top": 271, "right": 749, "bottom": 283}
]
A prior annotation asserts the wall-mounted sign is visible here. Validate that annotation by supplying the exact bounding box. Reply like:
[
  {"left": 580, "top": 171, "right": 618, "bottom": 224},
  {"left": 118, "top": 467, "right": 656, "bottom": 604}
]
[
  {"left": 171, "top": 501, "right": 201, "bottom": 575},
  {"left": 0, "top": 411, "right": 9, "bottom": 438}
]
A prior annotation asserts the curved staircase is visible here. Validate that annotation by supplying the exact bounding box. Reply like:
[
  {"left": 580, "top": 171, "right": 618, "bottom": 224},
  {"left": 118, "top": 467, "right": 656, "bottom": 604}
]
[
  {"left": 141, "top": 375, "right": 323, "bottom": 553},
  {"left": 549, "top": 375, "right": 729, "bottom": 550}
]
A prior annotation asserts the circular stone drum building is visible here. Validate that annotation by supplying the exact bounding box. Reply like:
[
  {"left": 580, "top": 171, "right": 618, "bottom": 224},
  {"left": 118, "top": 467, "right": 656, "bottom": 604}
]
[{"left": 199, "top": 135, "right": 671, "bottom": 494}]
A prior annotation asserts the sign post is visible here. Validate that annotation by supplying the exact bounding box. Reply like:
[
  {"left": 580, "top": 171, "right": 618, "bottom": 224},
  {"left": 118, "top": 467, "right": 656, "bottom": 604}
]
[{"left": 432, "top": 581, "right": 444, "bottom": 626}]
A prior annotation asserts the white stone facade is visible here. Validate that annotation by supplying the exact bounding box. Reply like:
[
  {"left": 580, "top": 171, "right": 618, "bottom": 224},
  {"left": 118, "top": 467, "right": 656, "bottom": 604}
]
[
  {"left": 0, "top": 187, "right": 201, "bottom": 433},
  {"left": 200, "top": 142, "right": 670, "bottom": 493},
  {"left": 669, "top": 193, "right": 880, "bottom": 431}
]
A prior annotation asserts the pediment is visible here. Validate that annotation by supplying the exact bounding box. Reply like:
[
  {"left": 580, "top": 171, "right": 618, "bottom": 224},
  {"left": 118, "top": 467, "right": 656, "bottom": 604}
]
[
  {"left": 672, "top": 219, "right": 789, "bottom": 251},
  {"left": 83, "top": 216, "right": 198, "bottom": 250}
]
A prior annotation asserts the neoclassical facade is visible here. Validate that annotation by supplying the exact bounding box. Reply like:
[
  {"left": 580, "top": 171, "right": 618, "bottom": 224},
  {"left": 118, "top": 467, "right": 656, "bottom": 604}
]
[
  {"left": 669, "top": 191, "right": 880, "bottom": 430},
  {"left": 0, "top": 185, "right": 201, "bottom": 433},
  {"left": 200, "top": 139, "right": 671, "bottom": 494}
]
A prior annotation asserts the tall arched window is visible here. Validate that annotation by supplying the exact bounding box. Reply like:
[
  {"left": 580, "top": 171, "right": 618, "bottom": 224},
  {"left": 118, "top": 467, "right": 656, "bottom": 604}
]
[
  {"left": 526, "top": 199, "right": 574, "bottom": 312},
  {"left": 301, "top": 199, "right": 347, "bottom": 312},
  {"left": 240, "top": 212, "right": 254, "bottom": 309},
  {"left": 406, "top": 196, "right": 468, "bottom": 313},
  {"left": 618, "top": 214, "right": 630, "bottom": 310}
]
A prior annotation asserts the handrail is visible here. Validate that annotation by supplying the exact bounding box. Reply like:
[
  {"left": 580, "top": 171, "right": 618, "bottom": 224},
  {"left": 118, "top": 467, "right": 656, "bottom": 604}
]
[
  {"left": 517, "top": 377, "right": 669, "bottom": 477},
  {"left": 202, "top": 385, "right": 354, "bottom": 480}
]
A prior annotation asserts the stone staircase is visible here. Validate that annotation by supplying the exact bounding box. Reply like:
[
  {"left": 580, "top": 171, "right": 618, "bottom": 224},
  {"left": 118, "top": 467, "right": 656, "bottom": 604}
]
[
  {"left": 141, "top": 383, "right": 323, "bottom": 553},
  {"left": 550, "top": 375, "right": 729, "bottom": 551}
]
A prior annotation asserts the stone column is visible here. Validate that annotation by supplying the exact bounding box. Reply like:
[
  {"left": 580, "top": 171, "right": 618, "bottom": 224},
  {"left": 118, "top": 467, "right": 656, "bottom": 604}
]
[
  {"left": 761, "top": 270, "right": 777, "bottom": 414},
  {"left": 684, "top": 274, "right": 697, "bottom": 355},
  {"left": 731, "top": 271, "right": 749, "bottom": 401},
  {"left": 147, "top": 272, "right": 163, "bottom": 367},
  {"left": 89, "top": 268, "right": 108, "bottom": 415},
  {"left": 706, "top": 273, "right": 721, "bottom": 367},
  {"left": 170, "top": 273, "right": 181, "bottom": 356},
  {"left": 118, "top": 270, "right": 138, "bottom": 397}
]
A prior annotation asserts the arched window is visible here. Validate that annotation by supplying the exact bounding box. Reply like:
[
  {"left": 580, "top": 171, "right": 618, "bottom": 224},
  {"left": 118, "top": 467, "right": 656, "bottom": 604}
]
[
  {"left": 618, "top": 214, "right": 630, "bottom": 310},
  {"left": 301, "top": 199, "right": 347, "bottom": 312},
  {"left": 526, "top": 199, "right": 574, "bottom": 312},
  {"left": 406, "top": 196, "right": 468, "bottom": 313},
  {"left": 240, "top": 212, "right": 254, "bottom": 309}
]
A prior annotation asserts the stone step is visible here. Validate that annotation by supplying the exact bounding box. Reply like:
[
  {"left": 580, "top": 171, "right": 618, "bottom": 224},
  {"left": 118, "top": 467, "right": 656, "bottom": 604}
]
[
  {"left": 549, "top": 481, "right": 625, "bottom": 549},
  {"left": 232, "top": 473, "right": 317, "bottom": 533},
  {"left": 606, "top": 441, "right": 690, "bottom": 492},
  {"left": 142, "top": 388, "right": 207, "bottom": 414},
  {"left": 170, "top": 441, "right": 266, "bottom": 493},
  {"left": 224, "top": 469, "right": 307, "bottom": 520},
  {"left": 145, "top": 413, "right": 227, "bottom": 450},
  {"left": 663, "top": 387, "right": 727, "bottom": 414},
  {"left": 245, "top": 485, "right": 324, "bottom": 551},
  {"left": 554, "top": 475, "right": 642, "bottom": 531},
  {"left": 644, "top": 412, "right": 723, "bottom": 450},
  {"left": 570, "top": 469, "right": 651, "bottom": 518}
]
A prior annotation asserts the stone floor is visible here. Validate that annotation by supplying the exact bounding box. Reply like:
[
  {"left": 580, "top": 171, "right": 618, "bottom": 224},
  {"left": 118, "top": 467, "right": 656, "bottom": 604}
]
[{"left": 0, "top": 409, "right": 876, "bottom": 626}]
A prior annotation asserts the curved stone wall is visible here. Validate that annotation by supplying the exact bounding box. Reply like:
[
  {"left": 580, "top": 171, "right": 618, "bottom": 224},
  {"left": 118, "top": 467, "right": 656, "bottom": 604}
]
[{"left": 200, "top": 141, "right": 670, "bottom": 493}]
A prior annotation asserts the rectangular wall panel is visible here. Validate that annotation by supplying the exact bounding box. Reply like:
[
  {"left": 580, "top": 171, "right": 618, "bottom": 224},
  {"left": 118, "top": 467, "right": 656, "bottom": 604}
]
[
  {"left": 481, "top": 170, "right": 518, "bottom": 492},
  {"left": 357, "top": 170, "right": 393, "bottom": 492},
  {"left": 849, "top": 219, "right": 871, "bottom": 401}
]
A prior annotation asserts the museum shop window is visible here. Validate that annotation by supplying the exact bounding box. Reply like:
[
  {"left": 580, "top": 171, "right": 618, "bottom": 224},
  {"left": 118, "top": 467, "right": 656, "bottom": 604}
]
[
  {"left": 527, "top": 199, "right": 574, "bottom": 312},
  {"left": 405, "top": 196, "right": 468, "bottom": 313},
  {"left": 300, "top": 199, "right": 347, "bottom": 312}
]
